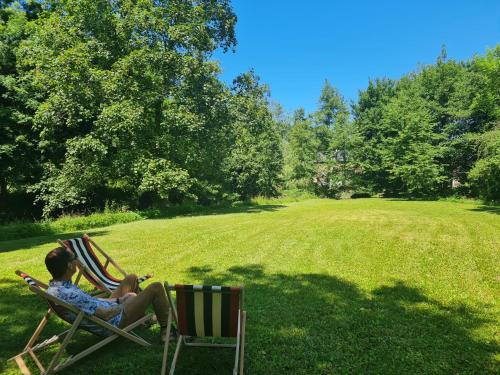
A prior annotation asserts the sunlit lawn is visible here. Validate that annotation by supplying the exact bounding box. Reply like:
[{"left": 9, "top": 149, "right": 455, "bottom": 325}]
[{"left": 1, "top": 199, "right": 499, "bottom": 374}]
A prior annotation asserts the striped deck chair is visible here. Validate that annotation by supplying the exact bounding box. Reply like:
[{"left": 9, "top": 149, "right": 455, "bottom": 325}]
[
  {"left": 58, "top": 234, "right": 151, "bottom": 294},
  {"left": 9, "top": 270, "right": 153, "bottom": 375},
  {"left": 162, "top": 283, "right": 246, "bottom": 375}
]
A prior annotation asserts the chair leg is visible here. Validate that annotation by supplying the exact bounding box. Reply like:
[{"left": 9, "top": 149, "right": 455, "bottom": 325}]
[
  {"left": 161, "top": 309, "right": 173, "bottom": 375},
  {"left": 52, "top": 314, "right": 152, "bottom": 373},
  {"left": 233, "top": 310, "right": 242, "bottom": 375},
  {"left": 169, "top": 335, "right": 183, "bottom": 375},
  {"left": 44, "top": 312, "right": 84, "bottom": 374},
  {"left": 25, "top": 309, "right": 52, "bottom": 350},
  {"left": 14, "top": 356, "right": 31, "bottom": 375},
  {"left": 239, "top": 311, "right": 246, "bottom": 375},
  {"left": 10, "top": 309, "right": 53, "bottom": 375}
]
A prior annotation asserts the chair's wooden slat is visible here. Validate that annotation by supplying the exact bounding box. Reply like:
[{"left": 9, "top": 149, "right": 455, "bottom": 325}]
[
  {"left": 165, "top": 282, "right": 179, "bottom": 325},
  {"left": 14, "top": 356, "right": 31, "bottom": 375},
  {"left": 161, "top": 309, "right": 173, "bottom": 375},
  {"left": 53, "top": 314, "right": 152, "bottom": 373},
  {"left": 169, "top": 335, "right": 184, "bottom": 375},
  {"left": 27, "top": 348, "right": 45, "bottom": 372},
  {"left": 44, "top": 311, "right": 84, "bottom": 374},
  {"left": 239, "top": 311, "right": 246, "bottom": 375},
  {"left": 184, "top": 342, "right": 236, "bottom": 348},
  {"left": 86, "top": 235, "right": 128, "bottom": 277},
  {"left": 83, "top": 314, "right": 151, "bottom": 346},
  {"left": 24, "top": 309, "right": 51, "bottom": 350},
  {"left": 233, "top": 309, "right": 242, "bottom": 375},
  {"left": 15, "top": 270, "right": 48, "bottom": 289}
]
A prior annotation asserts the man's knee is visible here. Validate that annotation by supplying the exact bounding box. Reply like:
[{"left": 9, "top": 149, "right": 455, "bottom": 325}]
[
  {"left": 121, "top": 274, "right": 138, "bottom": 290},
  {"left": 148, "top": 281, "right": 164, "bottom": 293},
  {"left": 151, "top": 281, "right": 162, "bottom": 289},
  {"left": 125, "top": 273, "right": 138, "bottom": 283}
]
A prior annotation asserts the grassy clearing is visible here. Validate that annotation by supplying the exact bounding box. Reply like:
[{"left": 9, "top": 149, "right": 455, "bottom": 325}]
[
  {"left": 0, "top": 211, "right": 144, "bottom": 242},
  {"left": 0, "top": 199, "right": 498, "bottom": 374},
  {"left": 0, "top": 197, "right": 311, "bottom": 242}
]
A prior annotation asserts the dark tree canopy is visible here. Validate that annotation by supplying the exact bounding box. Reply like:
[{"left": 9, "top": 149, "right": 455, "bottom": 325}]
[{"left": 0, "top": 1, "right": 498, "bottom": 221}]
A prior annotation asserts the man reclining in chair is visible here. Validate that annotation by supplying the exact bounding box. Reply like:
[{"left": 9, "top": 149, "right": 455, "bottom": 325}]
[{"left": 45, "top": 246, "right": 172, "bottom": 342}]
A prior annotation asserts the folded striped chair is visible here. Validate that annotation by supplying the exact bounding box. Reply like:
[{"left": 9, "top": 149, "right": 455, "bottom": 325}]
[
  {"left": 10, "top": 270, "right": 152, "bottom": 375},
  {"left": 162, "top": 283, "right": 246, "bottom": 375},
  {"left": 58, "top": 234, "right": 151, "bottom": 294}
]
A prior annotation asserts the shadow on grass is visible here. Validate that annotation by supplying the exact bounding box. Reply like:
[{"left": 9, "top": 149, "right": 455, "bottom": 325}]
[
  {"left": 179, "top": 264, "right": 498, "bottom": 374},
  {"left": 2, "top": 264, "right": 497, "bottom": 374},
  {"left": 0, "top": 204, "right": 286, "bottom": 245},
  {"left": 0, "top": 230, "right": 109, "bottom": 253},
  {"left": 468, "top": 205, "right": 500, "bottom": 215},
  {"left": 142, "top": 203, "right": 286, "bottom": 220}
]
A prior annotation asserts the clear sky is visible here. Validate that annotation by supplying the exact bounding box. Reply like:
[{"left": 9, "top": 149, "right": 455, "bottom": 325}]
[{"left": 213, "top": 0, "right": 500, "bottom": 115}]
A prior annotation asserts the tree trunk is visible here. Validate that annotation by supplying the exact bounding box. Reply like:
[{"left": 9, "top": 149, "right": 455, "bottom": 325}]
[{"left": 0, "top": 177, "right": 7, "bottom": 214}]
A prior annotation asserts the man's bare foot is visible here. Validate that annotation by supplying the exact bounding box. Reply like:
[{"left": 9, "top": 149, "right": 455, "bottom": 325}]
[
  {"left": 142, "top": 314, "right": 157, "bottom": 328},
  {"left": 160, "top": 326, "right": 178, "bottom": 343}
]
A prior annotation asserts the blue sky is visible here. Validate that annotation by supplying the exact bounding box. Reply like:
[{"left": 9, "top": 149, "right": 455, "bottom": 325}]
[{"left": 214, "top": 0, "right": 500, "bottom": 115}]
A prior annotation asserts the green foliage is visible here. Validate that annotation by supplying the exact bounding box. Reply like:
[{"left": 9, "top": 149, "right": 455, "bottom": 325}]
[
  {"left": 380, "top": 84, "right": 445, "bottom": 197},
  {"left": 137, "top": 158, "right": 192, "bottom": 201},
  {"left": 283, "top": 109, "right": 319, "bottom": 191},
  {"left": 0, "top": 0, "right": 498, "bottom": 220},
  {"left": 353, "top": 47, "right": 499, "bottom": 199},
  {"left": 225, "top": 71, "right": 283, "bottom": 200},
  {"left": 468, "top": 127, "right": 500, "bottom": 202},
  {"left": 0, "top": 210, "right": 143, "bottom": 241},
  {"left": 320, "top": 86, "right": 359, "bottom": 197},
  {"left": 0, "top": 3, "right": 38, "bottom": 210},
  {"left": 352, "top": 78, "right": 396, "bottom": 193},
  {"left": 0, "top": 0, "right": 290, "bottom": 217}
]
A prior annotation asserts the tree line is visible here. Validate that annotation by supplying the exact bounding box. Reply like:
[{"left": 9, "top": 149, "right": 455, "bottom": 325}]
[
  {"left": 0, "top": 1, "right": 498, "bottom": 221},
  {"left": 285, "top": 46, "right": 499, "bottom": 202}
]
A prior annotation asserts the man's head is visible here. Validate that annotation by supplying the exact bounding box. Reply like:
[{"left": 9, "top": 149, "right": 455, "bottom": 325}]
[{"left": 45, "top": 247, "right": 77, "bottom": 280}]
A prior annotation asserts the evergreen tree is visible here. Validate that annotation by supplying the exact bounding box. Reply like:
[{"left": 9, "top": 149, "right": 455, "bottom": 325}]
[
  {"left": 225, "top": 71, "right": 283, "bottom": 200},
  {"left": 380, "top": 80, "right": 446, "bottom": 197},
  {"left": 468, "top": 127, "right": 500, "bottom": 202},
  {"left": 284, "top": 108, "right": 318, "bottom": 192},
  {"left": 352, "top": 78, "right": 396, "bottom": 193}
]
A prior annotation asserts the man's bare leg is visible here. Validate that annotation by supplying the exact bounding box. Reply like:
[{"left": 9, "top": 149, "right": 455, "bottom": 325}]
[
  {"left": 119, "top": 282, "right": 172, "bottom": 341},
  {"left": 110, "top": 274, "right": 138, "bottom": 299}
]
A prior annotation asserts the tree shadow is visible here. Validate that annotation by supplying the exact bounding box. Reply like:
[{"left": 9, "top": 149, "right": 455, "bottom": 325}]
[
  {"left": 468, "top": 205, "right": 500, "bottom": 215},
  {"left": 2, "top": 264, "right": 497, "bottom": 374},
  {"left": 0, "top": 230, "right": 109, "bottom": 253},
  {"left": 382, "top": 197, "right": 440, "bottom": 201},
  {"left": 143, "top": 204, "right": 286, "bottom": 220},
  {"left": 177, "top": 264, "right": 498, "bottom": 374},
  {"left": 0, "top": 204, "right": 285, "bottom": 246}
]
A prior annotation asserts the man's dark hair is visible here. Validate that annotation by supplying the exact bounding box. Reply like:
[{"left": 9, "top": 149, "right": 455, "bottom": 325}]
[{"left": 45, "top": 247, "right": 73, "bottom": 279}]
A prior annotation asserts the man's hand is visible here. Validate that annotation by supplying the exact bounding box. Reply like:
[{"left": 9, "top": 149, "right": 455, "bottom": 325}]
[
  {"left": 119, "top": 292, "right": 137, "bottom": 304},
  {"left": 95, "top": 305, "right": 122, "bottom": 320}
]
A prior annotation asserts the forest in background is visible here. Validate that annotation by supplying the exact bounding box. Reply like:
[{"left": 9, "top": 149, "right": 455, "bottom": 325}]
[{"left": 0, "top": 0, "right": 499, "bottom": 222}]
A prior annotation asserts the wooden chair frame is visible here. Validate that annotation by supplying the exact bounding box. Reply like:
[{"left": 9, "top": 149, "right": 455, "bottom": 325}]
[
  {"left": 162, "top": 282, "right": 246, "bottom": 375},
  {"left": 58, "top": 234, "right": 147, "bottom": 295},
  {"left": 9, "top": 270, "right": 153, "bottom": 375}
]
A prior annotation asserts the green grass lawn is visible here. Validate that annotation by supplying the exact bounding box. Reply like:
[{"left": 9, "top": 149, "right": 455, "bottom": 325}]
[{"left": 0, "top": 199, "right": 499, "bottom": 374}]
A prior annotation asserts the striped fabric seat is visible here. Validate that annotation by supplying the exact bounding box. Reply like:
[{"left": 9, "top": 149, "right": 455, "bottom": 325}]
[
  {"left": 18, "top": 272, "right": 38, "bottom": 287},
  {"left": 61, "top": 235, "right": 150, "bottom": 292},
  {"left": 175, "top": 285, "right": 241, "bottom": 338},
  {"left": 163, "top": 283, "right": 246, "bottom": 375}
]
